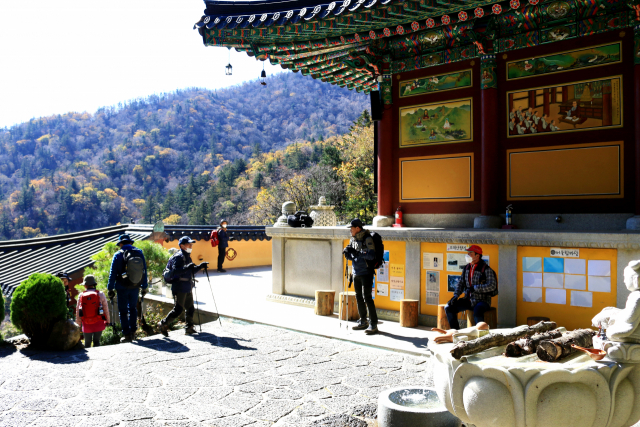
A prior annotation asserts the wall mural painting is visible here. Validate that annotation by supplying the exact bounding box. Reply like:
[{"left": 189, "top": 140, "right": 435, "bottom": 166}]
[
  {"left": 400, "top": 98, "right": 472, "bottom": 147},
  {"left": 507, "top": 76, "right": 622, "bottom": 137},
  {"left": 400, "top": 70, "right": 472, "bottom": 98},
  {"left": 507, "top": 42, "right": 621, "bottom": 80}
]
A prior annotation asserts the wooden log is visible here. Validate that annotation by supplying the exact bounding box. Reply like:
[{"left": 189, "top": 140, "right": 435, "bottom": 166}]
[
  {"left": 527, "top": 316, "right": 550, "bottom": 327},
  {"left": 338, "top": 292, "right": 358, "bottom": 321},
  {"left": 400, "top": 299, "right": 419, "bottom": 327},
  {"left": 536, "top": 329, "right": 596, "bottom": 362},
  {"left": 505, "top": 329, "right": 563, "bottom": 357},
  {"left": 437, "top": 304, "right": 466, "bottom": 330},
  {"left": 314, "top": 290, "right": 335, "bottom": 316},
  {"left": 467, "top": 307, "right": 497, "bottom": 329},
  {"left": 450, "top": 321, "right": 557, "bottom": 360}
]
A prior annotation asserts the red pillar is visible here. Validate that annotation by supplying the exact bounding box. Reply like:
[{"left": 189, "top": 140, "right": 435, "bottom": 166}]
[
  {"left": 378, "top": 108, "right": 394, "bottom": 217},
  {"left": 481, "top": 55, "right": 498, "bottom": 217},
  {"left": 562, "top": 86, "right": 569, "bottom": 103},
  {"left": 528, "top": 90, "right": 536, "bottom": 109},
  {"left": 543, "top": 89, "right": 550, "bottom": 116}
]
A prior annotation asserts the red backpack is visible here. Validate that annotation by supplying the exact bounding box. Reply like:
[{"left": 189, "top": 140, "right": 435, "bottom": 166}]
[
  {"left": 79, "top": 290, "right": 102, "bottom": 325},
  {"left": 210, "top": 229, "right": 219, "bottom": 247}
]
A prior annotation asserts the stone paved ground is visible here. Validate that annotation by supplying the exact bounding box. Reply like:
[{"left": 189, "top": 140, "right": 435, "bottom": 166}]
[{"left": 0, "top": 320, "right": 433, "bottom": 427}]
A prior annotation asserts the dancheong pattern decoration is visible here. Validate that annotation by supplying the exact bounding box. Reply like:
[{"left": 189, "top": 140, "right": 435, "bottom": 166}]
[{"left": 195, "top": 0, "right": 640, "bottom": 99}]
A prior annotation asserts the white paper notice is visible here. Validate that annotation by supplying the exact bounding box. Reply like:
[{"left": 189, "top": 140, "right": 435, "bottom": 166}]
[
  {"left": 446, "top": 244, "right": 468, "bottom": 252},
  {"left": 447, "top": 253, "right": 468, "bottom": 272},
  {"left": 377, "top": 283, "right": 389, "bottom": 297},
  {"left": 564, "top": 259, "right": 586, "bottom": 275},
  {"left": 564, "top": 274, "right": 587, "bottom": 290},
  {"left": 523, "top": 287, "right": 543, "bottom": 303},
  {"left": 571, "top": 291, "right": 593, "bottom": 307},
  {"left": 588, "top": 260, "right": 611, "bottom": 277},
  {"left": 545, "top": 288, "right": 567, "bottom": 305},
  {"left": 423, "top": 253, "right": 444, "bottom": 270},
  {"left": 426, "top": 271, "right": 439, "bottom": 291},
  {"left": 523, "top": 272, "right": 543, "bottom": 288},
  {"left": 588, "top": 276, "right": 611, "bottom": 293},
  {"left": 390, "top": 289, "right": 404, "bottom": 301},
  {"left": 543, "top": 273, "right": 564, "bottom": 288},
  {"left": 426, "top": 291, "right": 439, "bottom": 305},
  {"left": 377, "top": 262, "right": 390, "bottom": 283},
  {"left": 390, "top": 276, "right": 404, "bottom": 290}
]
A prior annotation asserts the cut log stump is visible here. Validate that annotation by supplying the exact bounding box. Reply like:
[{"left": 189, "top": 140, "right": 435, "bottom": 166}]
[
  {"left": 338, "top": 292, "right": 358, "bottom": 321},
  {"left": 400, "top": 299, "right": 419, "bottom": 327},
  {"left": 314, "top": 290, "right": 335, "bottom": 316},
  {"left": 437, "top": 304, "right": 466, "bottom": 330},
  {"left": 527, "top": 316, "right": 550, "bottom": 326},
  {"left": 467, "top": 307, "right": 498, "bottom": 329}
]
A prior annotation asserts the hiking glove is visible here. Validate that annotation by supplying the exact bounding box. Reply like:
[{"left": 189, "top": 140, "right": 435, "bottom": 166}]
[
  {"left": 140, "top": 289, "right": 147, "bottom": 297},
  {"left": 198, "top": 262, "right": 209, "bottom": 270},
  {"left": 108, "top": 290, "right": 115, "bottom": 300},
  {"left": 448, "top": 295, "right": 458, "bottom": 306},
  {"left": 185, "top": 263, "right": 196, "bottom": 271}
]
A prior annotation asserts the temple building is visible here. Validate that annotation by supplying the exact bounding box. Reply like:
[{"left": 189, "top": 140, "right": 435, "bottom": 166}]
[{"left": 194, "top": 0, "right": 640, "bottom": 329}]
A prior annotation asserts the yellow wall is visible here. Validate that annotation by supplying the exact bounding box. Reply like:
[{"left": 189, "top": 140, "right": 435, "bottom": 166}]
[
  {"left": 420, "top": 242, "right": 499, "bottom": 316},
  {"left": 343, "top": 239, "right": 406, "bottom": 312},
  {"left": 400, "top": 153, "right": 474, "bottom": 202},
  {"left": 507, "top": 141, "right": 623, "bottom": 200},
  {"left": 516, "top": 246, "right": 617, "bottom": 330},
  {"left": 163, "top": 238, "right": 272, "bottom": 269}
]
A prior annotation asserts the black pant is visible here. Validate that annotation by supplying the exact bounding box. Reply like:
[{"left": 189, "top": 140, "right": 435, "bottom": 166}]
[
  {"left": 218, "top": 246, "right": 226, "bottom": 270},
  {"left": 162, "top": 291, "right": 195, "bottom": 327},
  {"left": 353, "top": 274, "right": 377, "bottom": 326},
  {"left": 84, "top": 331, "right": 102, "bottom": 347},
  {"left": 444, "top": 298, "right": 491, "bottom": 330}
]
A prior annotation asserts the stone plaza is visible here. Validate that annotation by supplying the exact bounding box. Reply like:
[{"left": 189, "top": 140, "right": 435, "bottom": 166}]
[{"left": 0, "top": 320, "right": 431, "bottom": 427}]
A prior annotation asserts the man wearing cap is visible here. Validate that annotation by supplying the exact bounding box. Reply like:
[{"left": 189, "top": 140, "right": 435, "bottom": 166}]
[
  {"left": 445, "top": 245, "right": 498, "bottom": 329},
  {"left": 217, "top": 219, "right": 229, "bottom": 273},
  {"left": 343, "top": 219, "right": 379, "bottom": 335},
  {"left": 159, "top": 236, "right": 208, "bottom": 336},
  {"left": 107, "top": 234, "right": 149, "bottom": 343}
]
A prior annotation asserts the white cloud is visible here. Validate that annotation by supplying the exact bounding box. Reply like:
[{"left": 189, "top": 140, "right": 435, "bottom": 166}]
[{"left": 0, "top": 0, "right": 282, "bottom": 127}]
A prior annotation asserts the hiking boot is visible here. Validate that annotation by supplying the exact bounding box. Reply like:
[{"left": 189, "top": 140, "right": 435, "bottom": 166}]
[
  {"left": 352, "top": 320, "right": 369, "bottom": 331},
  {"left": 158, "top": 321, "right": 169, "bottom": 337},
  {"left": 365, "top": 324, "right": 379, "bottom": 335},
  {"left": 120, "top": 334, "right": 133, "bottom": 343},
  {"left": 185, "top": 325, "right": 197, "bottom": 335},
  {"left": 217, "top": 269, "right": 227, "bottom": 273}
]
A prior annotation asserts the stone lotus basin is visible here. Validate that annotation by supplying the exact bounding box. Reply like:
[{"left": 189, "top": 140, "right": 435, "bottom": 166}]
[
  {"left": 377, "top": 386, "right": 461, "bottom": 427},
  {"left": 430, "top": 327, "right": 640, "bottom": 427}
]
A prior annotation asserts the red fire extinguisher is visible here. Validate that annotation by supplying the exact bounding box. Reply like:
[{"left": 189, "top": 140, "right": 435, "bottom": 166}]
[{"left": 392, "top": 206, "right": 405, "bottom": 228}]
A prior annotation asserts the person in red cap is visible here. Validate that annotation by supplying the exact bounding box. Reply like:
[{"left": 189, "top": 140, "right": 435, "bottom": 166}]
[{"left": 444, "top": 245, "right": 498, "bottom": 329}]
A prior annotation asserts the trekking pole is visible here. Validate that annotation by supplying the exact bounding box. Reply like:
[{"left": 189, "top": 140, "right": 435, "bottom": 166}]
[
  {"left": 204, "top": 266, "right": 223, "bottom": 328},
  {"left": 341, "top": 260, "right": 347, "bottom": 330},
  {"left": 192, "top": 270, "right": 203, "bottom": 333},
  {"left": 347, "top": 260, "right": 352, "bottom": 335}
]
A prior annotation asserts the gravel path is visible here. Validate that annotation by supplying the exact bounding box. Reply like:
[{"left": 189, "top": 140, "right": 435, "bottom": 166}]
[{"left": 0, "top": 320, "right": 433, "bottom": 427}]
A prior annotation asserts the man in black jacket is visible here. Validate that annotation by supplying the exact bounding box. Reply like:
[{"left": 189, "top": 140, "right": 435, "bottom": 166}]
[
  {"left": 343, "top": 219, "right": 379, "bottom": 335},
  {"left": 217, "top": 219, "right": 230, "bottom": 273},
  {"left": 159, "top": 236, "right": 208, "bottom": 336}
]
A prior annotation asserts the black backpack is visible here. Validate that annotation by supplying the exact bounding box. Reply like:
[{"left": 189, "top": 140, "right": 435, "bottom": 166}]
[
  {"left": 365, "top": 231, "right": 385, "bottom": 270},
  {"left": 287, "top": 210, "right": 314, "bottom": 228},
  {"left": 121, "top": 249, "right": 145, "bottom": 288}
]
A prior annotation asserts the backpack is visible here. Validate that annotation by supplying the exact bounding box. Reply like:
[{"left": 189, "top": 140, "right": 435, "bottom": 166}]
[
  {"left": 163, "top": 252, "right": 181, "bottom": 284},
  {"left": 365, "top": 231, "right": 385, "bottom": 270},
  {"left": 210, "top": 229, "right": 219, "bottom": 247},
  {"left": 121, "top": 249, "right": 145, "bottom": 288},
  {"left": 287, "top": 210, "right": 314, "bottom": 228},
  {"left": 78, "top": 290, "right": 103, "bottom": 325}
]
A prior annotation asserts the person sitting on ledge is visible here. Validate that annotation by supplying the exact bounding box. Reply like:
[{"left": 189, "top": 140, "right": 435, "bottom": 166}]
[{"left": 444, "top": 245, "right": 498, "bottom": 329}]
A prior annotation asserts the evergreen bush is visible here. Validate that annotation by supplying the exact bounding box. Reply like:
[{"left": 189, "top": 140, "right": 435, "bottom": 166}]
[{"left": 10, "top": 273, "right": 67, "bottom": 345}]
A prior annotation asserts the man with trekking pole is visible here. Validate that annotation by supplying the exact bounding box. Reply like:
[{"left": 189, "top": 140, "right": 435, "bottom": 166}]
[
  {"left": 159, "top": 236, "right": 208, "bottom": 336},
  {"left": 107, "top": 234, "right": 148, "bottom": 343},
  {"left": 343, "top": 219, "right": 379, "bottom": 335}
]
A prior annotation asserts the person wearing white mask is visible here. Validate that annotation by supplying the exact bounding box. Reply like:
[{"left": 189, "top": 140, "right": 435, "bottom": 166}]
[
  {"left": 159, "top": 236, "right": 208, "bottom": 336},
  {"left": 444, "top": 245, "right": 498, "bottom": 329},
  {"left": 217, "top": 219, "right": 230, "bottom": 273}
]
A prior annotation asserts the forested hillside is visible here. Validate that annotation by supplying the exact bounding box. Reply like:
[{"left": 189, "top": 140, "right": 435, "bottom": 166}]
[{"left": 0, "top": 73, "right": 371, "bottom": 240}]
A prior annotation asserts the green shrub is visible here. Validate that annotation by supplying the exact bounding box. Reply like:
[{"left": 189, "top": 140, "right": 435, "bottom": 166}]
[
  {"left": 10, "top": 273, "right": 67, "bottom": 346},
  {"left": 100, "top": 324, "right": 122, "bottom": 346},
  {"left": 82, "top": 240, "right": 170, "bottom": 293},
  {"left": 0, "top": 291, "right": 4, "bottom": 322}
]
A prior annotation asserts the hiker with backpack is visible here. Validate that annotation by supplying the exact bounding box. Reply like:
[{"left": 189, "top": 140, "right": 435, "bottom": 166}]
[
  {"left": 444, "top": 245, "right": 498, "bottom": 329},
  {"left": 76, "top": 275, "right": 110, "bottom": 348},
  {"left": 159, "top": 236, "right": 209, "bottom": 336},
  {"left": 343, "top": 219, "right": 381, "bottom": 335},
  {"left": 107, "top": 234, "right": 148, "bottom": 343},
  {"left": 216, "top": 219, "right": 230, "bottom": 273}
]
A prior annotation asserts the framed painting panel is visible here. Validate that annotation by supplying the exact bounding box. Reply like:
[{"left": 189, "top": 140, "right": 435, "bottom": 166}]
[
  {"left": 506, "top": 42, "right": 621, "bottom": 80},
  {"left": 399, "top": 69, "right": 472, "bottom": 98},
  {"left": 399, "top": 98, "right": 473, "bottom": 147},
  {"left": 506, "top": 75, "right": 622, "bottom": 138}
]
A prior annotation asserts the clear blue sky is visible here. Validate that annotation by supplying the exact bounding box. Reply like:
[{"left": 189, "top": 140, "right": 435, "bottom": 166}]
[{"left": 0, "top": 0, "right": 282, "bottom": 128}]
